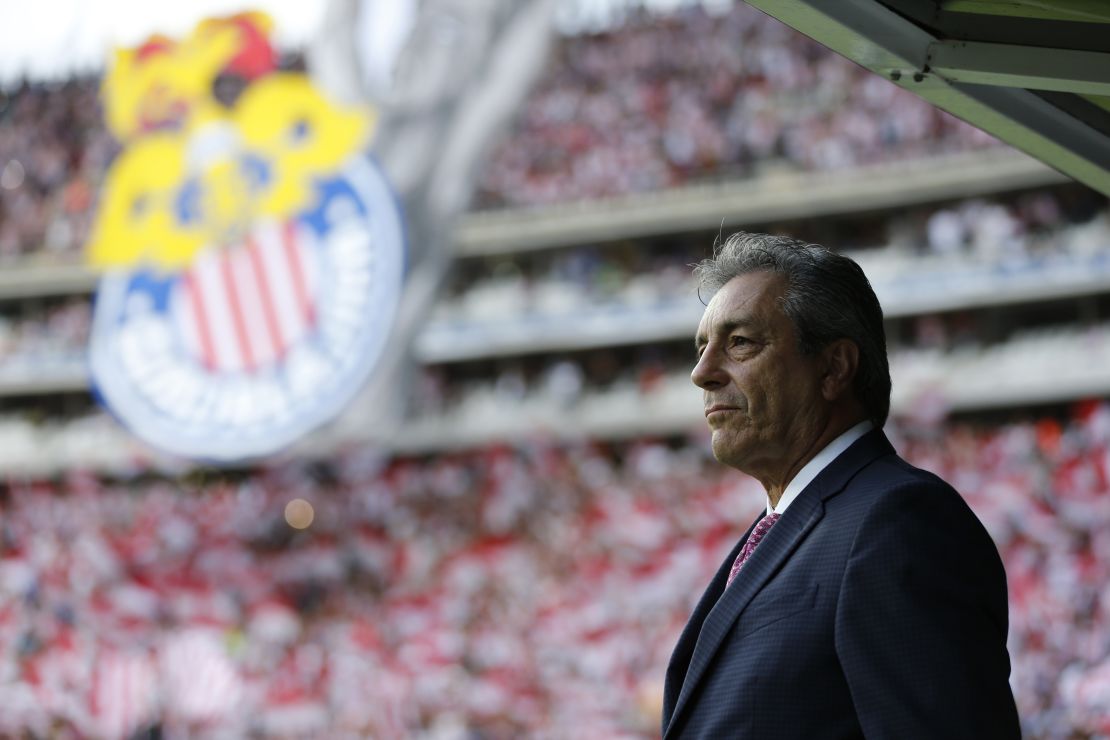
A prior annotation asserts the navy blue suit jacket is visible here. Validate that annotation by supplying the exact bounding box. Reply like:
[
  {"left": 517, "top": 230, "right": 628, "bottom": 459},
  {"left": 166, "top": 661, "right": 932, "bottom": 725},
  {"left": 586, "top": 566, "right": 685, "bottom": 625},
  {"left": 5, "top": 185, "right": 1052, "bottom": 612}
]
[{"left": 662, "top": 430, "right": 1020, "bottom": 739}]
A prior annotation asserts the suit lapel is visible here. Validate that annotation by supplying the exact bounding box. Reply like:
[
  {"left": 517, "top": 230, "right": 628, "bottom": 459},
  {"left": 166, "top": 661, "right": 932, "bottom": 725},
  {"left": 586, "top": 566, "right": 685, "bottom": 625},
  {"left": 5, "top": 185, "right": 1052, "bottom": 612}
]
[
  {"left": 663, "top": 429, "right": 895, "bottom": 738},
  {"left": 662, "top": 517, "right": 758, "bottom": 725},
  {"left": 664, "top": 494, "right": 825, "bottom": 738}
]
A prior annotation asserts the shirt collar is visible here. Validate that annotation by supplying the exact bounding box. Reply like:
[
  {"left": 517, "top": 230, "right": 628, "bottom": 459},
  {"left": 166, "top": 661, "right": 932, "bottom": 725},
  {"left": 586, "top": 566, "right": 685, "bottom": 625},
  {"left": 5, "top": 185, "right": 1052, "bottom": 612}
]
[{"left": 769, "top": 420, "right": 874, "bottom": 516}]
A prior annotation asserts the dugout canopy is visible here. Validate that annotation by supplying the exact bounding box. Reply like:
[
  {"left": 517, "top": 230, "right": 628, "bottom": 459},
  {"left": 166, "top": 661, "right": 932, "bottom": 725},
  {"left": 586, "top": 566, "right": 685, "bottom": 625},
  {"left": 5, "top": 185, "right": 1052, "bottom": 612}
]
[{"left": 744, "top": 0, "right": 1110, "bottom": 197}]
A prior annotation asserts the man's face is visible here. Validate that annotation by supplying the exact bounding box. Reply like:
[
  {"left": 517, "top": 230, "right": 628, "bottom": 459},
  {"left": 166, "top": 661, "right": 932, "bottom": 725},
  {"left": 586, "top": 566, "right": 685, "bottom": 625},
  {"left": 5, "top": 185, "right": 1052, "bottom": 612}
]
[{"left": 692, "top": 271, "right": 827, "bottom": 476}]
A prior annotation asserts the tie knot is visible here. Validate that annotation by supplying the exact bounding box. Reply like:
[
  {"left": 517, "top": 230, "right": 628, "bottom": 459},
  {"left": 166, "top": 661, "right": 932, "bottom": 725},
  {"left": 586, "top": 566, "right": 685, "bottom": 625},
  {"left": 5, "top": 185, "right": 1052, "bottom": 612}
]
[{"left": 754, "top": 512, "right": 781, "bottom": 537}]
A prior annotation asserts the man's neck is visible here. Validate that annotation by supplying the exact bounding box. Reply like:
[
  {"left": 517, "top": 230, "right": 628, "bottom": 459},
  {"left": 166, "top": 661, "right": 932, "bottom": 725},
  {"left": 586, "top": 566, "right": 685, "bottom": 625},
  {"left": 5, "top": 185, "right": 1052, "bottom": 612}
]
[{"left": 762, "top": 415, "right": 868, "bottom": 508}]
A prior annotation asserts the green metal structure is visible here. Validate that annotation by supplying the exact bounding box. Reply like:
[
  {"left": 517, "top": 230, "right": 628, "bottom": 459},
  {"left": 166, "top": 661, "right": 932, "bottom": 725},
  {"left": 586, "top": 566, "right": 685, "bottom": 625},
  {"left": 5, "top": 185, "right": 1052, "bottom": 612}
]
[{"left": 744, "top": 0, "right": 1110, "bottom": 195}]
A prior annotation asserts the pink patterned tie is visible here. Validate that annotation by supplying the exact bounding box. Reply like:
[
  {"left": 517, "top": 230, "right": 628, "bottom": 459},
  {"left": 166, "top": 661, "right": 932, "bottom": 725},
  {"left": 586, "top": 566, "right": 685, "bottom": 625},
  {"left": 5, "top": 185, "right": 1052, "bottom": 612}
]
[{"left": 726, "top": 513, "right": 781, "bottom": 588}]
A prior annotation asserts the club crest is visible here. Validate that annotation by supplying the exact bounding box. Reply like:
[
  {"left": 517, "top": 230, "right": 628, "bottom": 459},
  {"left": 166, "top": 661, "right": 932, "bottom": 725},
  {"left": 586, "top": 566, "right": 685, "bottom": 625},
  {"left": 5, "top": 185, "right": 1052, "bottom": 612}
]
[{"left": 86, "top": 13, "right": 405, "bottom": 461}]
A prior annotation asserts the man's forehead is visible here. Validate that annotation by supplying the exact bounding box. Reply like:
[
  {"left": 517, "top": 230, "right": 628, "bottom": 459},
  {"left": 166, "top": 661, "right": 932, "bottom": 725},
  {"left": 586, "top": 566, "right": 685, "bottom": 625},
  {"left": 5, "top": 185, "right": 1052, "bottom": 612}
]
[{"left": 698, "top": 272, "right": 785, "bottom": 332}]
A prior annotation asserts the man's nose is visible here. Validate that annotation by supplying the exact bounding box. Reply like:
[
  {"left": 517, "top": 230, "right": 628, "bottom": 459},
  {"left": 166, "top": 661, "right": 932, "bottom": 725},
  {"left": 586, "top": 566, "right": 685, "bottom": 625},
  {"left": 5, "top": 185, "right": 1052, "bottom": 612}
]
[{"left": 691, "top": 347, "right": 726, "bottom": 390}]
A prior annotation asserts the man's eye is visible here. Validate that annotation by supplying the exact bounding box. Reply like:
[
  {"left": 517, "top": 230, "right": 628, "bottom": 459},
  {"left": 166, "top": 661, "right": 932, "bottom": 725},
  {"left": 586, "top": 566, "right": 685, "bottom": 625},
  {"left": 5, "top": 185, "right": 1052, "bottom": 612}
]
[{"left": 729, "top": 336, "right": 751, "bottom": 348}]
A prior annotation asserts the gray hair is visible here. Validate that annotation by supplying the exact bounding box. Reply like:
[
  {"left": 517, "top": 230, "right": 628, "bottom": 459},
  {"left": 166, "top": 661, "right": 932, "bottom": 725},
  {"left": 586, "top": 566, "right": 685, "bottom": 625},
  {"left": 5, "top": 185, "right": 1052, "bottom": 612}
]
[{"left": 693, "top": 232, "right": 891, "bottom": 426}]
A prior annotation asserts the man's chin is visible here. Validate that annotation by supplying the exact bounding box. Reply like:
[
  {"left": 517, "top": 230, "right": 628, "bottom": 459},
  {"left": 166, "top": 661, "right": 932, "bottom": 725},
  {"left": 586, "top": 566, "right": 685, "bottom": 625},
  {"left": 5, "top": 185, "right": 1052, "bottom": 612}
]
[{"left": 710, "top": 432, "right": 750, "bottom": 468}]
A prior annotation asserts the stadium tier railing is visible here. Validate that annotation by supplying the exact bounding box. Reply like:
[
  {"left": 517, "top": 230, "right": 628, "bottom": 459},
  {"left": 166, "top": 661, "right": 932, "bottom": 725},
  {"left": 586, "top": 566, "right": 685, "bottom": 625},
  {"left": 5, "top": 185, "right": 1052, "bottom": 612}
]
[
  {"left": 416, "top": 241, "right": 1110, "bottom": 362},
  {"left": 5, "top": 236, "right": 1106, "bottom": 382},
  {"left": 2, "top": 320, "right": 1109, "bottom": 472},
  {"left": 9, "top": 243, "right": 1110, "bottom": 401},
  {"left": 455, "top": 148, "right": 1065, "bottom": 254}
]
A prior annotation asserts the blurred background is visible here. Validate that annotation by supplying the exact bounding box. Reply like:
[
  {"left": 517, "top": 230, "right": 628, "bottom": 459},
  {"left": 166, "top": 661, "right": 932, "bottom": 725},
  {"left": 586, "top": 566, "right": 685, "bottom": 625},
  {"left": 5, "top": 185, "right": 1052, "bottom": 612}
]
[{"left": 2, "top": 0, "right": 1110, "bottom": 736}]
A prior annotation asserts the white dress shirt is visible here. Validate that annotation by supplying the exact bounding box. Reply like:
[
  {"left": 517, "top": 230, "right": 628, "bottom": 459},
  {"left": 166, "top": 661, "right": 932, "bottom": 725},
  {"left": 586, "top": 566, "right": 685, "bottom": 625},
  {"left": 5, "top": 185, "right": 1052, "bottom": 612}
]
[{"left": 769, "top": 420, "right": 874, "bottom": 516}]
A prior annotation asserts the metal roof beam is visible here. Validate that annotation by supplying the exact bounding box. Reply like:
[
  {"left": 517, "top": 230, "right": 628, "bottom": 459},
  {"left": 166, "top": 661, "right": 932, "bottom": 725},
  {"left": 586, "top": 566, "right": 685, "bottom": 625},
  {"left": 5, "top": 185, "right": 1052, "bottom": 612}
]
[
  {"left": 928, "top": 40, "right": 1110, "bottom": 96},
  {"left": 742, "top": 0, "right": 1110, "bottom": 196}
]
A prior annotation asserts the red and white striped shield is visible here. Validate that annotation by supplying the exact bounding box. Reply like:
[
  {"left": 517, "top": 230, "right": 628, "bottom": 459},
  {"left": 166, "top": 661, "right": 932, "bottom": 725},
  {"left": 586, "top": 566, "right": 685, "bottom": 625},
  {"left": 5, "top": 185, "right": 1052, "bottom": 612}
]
[{"left": 174, "top": 220, "right": 320, "bottom": 373}]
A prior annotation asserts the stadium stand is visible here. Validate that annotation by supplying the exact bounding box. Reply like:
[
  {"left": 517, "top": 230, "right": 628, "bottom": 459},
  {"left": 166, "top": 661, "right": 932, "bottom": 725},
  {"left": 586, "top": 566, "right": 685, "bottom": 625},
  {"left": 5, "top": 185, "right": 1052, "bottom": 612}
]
[
  {"left": 473, "top": 4, "right": 998, "bottom": 208},
  {"left": 3, "top": 411, "right": 1110, "bottom": 736},
  {"left": 1, "top": 2, "right": 1108, "bottom": 736}
]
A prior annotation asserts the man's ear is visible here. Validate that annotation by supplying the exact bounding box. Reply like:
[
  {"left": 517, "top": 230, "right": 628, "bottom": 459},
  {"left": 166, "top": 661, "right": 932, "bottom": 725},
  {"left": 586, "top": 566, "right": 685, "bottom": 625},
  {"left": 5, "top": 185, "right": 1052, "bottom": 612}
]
[{"left": 821, "top": 339, "right": 859, "bottom": 401}]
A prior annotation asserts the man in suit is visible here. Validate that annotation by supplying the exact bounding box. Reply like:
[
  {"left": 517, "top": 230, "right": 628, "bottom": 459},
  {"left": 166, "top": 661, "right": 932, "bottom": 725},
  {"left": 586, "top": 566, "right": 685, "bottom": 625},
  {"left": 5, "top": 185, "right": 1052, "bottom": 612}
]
[{"left": 662, "top": 232, "right": 1020, "bottom": 738}]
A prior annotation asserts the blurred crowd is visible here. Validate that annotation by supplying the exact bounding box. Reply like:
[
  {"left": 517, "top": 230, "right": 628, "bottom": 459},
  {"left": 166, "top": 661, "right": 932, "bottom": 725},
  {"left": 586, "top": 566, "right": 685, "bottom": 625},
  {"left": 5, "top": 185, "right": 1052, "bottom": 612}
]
[
  {"left": 1, "top": 407, "right": 1109, "bottom": 737},
  {"left": 0, "top": 298, "right": 89, "bottom": 382},
  {"left": 0, "top": 436, "right": 749, "bottom": 737},
  {"left": 0, "top": 80, "right": 113, "bottom": 263},
  {"left": 474, "top": 3, "right": 998, "bottom": 208},
  {"left": 0, "top": 2, "right": 1006, "bottom": 266}
]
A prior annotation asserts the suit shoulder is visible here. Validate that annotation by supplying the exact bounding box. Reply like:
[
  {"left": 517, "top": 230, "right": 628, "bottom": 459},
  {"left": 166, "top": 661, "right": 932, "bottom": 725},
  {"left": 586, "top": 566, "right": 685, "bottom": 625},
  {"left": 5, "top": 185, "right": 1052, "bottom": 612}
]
[
  {"left": 871, "top": 453, "right": 955, "bottom": 491},
  {"left": 836, "top": 451, "right": 990, "bottom": 534},
  {"left": 845, "top": 450, "right": 959, "bottom": 502},
  {"left": 843, "top": 452, "right": 1001, "bottom": 555}
]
